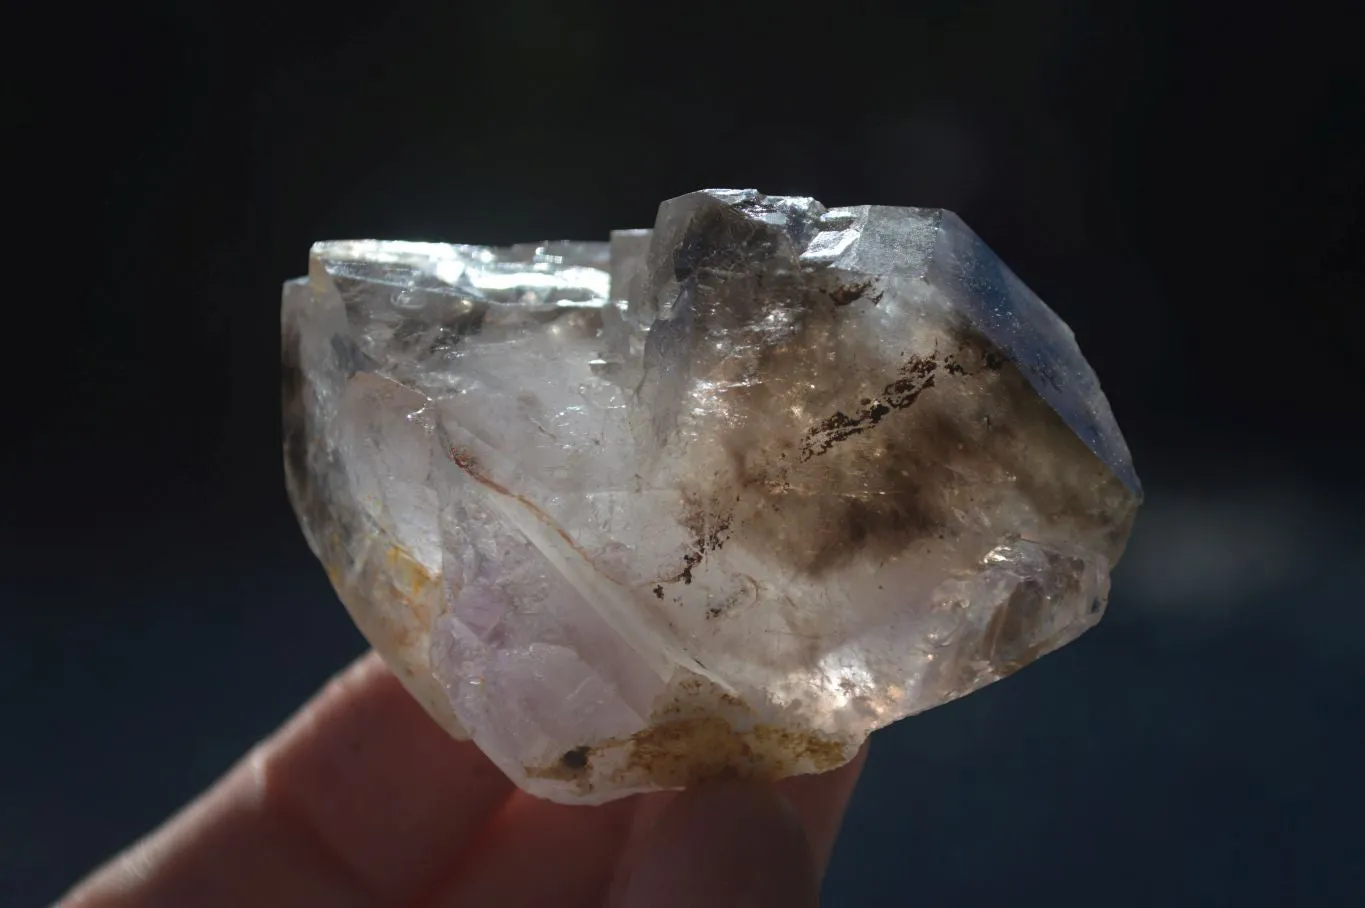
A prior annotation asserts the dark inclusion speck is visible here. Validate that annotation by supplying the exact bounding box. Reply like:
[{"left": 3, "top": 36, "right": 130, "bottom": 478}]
[{"left": 561, "top": 746, "right": 590, "bottom": 770}]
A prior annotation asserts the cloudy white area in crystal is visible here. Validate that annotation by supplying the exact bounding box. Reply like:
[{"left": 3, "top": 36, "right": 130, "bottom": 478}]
[{"left": 282, "top": 189, "right": 1141, "bottom": 804}]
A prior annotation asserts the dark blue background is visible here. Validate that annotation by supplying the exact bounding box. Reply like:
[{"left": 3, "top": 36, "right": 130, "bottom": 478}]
[{"left": 8, "top": 1, "right": 1363, "bottom": 904}]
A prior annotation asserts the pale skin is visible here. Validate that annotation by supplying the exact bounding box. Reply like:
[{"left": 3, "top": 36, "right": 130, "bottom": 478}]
[{"left": 60, "top": 651, "right": 867, "bottom": 908}]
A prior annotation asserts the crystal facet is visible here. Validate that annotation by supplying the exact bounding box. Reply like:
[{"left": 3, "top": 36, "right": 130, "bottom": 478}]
[{"left": 283, "top": 190, "right": 1141, "bottom": 804}]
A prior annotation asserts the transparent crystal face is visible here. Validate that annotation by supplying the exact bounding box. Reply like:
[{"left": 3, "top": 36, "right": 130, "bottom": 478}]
[{"left": 283, "top": 190, "right": 1140, "bottom": 803}]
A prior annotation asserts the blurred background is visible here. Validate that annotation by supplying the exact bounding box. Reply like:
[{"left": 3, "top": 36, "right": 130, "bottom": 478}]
[{"left": 7, "top": 0, "right": 1363, "bottom": 904}]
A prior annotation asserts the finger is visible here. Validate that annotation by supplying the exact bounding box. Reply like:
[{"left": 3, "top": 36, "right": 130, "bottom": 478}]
[
  {"left": 775, "top": 740, "right": 868, "bottom": 872},
  {"left": 426, "top": 743, "right": 869, "bottom": 908},
  {"left": 420, "top": 789, "right": 639, "bottom": 908},
  {"left": 602, "top": 744, "right": 868, "bottom": 907},
  {"left": 60, "top": 749, "right": 379, "bottom": 908},
  {"left": 259, "top": 652, "right": 515, "bottom": 902},
  {"left": 614, "top": 779, "right": 822, "bottom": 908},
  {"left": 62, "top": 651, "right": 517, "bottom": 908}
]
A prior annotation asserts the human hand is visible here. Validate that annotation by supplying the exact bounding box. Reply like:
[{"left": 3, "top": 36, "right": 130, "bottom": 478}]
[{"left": 60, "top": 651, "right": 866, "bottom": 908}]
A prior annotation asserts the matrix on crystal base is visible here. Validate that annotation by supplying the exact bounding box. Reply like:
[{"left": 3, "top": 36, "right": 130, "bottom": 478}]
[{"left": 283, "top": 190, "right": 1141, "bottom": 804}]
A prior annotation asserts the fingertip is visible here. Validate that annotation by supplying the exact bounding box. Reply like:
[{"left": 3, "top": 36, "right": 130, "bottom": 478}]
[
  {"left": 615, "top": 780, "right": 820, "bottom": 908},
  {"left": 779, "top": 740, "right": 869, "bottom": 872}
]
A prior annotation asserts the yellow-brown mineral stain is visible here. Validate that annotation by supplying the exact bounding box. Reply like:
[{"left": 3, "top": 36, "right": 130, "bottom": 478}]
[
  {"left": 525, "top": 717, "right": 849, "bottom": 792},
  {"left": 385, "top": 544, "right": 435, "bottom": 599},
  {"left": 322, "top": 539, "right": 442, "bottom": 653},
  {"left": 381, "top": 544, "right": 440, "bottom": 647},
  {"left": 526, "top": 669, "right": 853, "bottom": 792},
  {"left": 622, "top": 716, "right": 847, "bottom": 787}
]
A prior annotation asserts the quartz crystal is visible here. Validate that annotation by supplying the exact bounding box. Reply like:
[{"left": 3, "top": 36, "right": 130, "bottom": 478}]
[{"left": 283, "top": 189, "right": 1141, "bottom": 804}]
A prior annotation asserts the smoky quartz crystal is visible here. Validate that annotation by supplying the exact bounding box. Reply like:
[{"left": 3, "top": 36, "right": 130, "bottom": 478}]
[{"left": 283, "top": 189, "right": 1141, "bottom": 803}]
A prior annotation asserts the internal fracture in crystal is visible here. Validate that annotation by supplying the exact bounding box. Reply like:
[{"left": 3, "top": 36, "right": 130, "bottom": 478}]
[{"left": 282, "top": 190, "right": 1141, "bottom": 804}]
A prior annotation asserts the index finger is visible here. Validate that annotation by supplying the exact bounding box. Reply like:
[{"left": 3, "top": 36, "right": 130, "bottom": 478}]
[{"left": 62, "top": 651, "right": 517, "bottom": 908}]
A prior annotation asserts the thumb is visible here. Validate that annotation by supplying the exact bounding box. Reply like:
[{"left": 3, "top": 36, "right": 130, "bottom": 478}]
[{"left": 614, "top": 780, "right": 821, "bottom": 908}]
